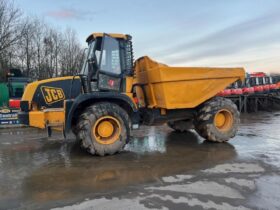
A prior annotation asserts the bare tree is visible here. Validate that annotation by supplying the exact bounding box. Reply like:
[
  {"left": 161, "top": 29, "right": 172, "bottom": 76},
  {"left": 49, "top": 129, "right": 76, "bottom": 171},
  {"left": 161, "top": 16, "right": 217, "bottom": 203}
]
[
  {"left": 32, "top": 17, "right": 45, "bottom": 79},
  {"left": 60, "top": 28, "right": 83, "bottom": 76},
  {"left": 0, "top": 1, "right": 84, "bottom": 80},
  {"left": 42, "top": 27, "right": 64, "bottom": 78},
  {"left": 50, "top": 28, "right": 62, "bottom": 77},
  {"left": 17, "top": 17, "right": 36, "bottom": 76},
  {"left": 0, "top": 0, "right": 23, "bottom": 68}
]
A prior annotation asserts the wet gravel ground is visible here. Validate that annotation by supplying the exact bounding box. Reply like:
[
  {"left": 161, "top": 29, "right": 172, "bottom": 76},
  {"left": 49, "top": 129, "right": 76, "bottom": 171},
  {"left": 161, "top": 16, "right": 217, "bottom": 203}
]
[{"left": 0, "top": 112, "right": 280, "bottom": 210}]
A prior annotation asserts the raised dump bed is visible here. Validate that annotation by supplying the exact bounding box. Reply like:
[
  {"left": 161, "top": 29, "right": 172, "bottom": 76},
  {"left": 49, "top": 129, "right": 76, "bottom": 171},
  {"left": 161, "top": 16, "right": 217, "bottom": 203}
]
[{"left": 134, "top": 56, "right": 245, "bottom": 109}]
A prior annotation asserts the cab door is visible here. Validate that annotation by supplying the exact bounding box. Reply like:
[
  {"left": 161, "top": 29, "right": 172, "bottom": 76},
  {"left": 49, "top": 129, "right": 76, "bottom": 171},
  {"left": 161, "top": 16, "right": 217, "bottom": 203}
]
[{"left": 98, "top": 34, "right": 122, "bottom": 92}]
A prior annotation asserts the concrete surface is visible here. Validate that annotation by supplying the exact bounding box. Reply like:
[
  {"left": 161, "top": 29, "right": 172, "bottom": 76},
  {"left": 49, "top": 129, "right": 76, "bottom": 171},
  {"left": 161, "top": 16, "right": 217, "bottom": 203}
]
[{"left": 0, "top": 112, "right": 280, "bottom": 210}]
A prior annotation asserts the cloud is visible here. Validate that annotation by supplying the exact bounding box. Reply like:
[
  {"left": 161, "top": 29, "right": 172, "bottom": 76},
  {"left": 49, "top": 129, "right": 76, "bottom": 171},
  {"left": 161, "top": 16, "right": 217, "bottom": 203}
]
[
  {"left": 155, "top": 10, "right": 280, "bottom": 65},
  {"left": 47, "top": 9, "right": 77, "bottom": 19},
  {"left": 167, "top": 33, "right": 280, "bottom": 65},
  {"left": 46, "top": 8, "right": 95, "bottom": 21}
]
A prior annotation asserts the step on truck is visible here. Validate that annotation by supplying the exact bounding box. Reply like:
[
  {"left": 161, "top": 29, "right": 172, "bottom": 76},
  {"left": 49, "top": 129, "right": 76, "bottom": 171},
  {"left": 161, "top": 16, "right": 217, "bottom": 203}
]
[{"left": 19, "top": 33, "right": 245, "bottom": 156}]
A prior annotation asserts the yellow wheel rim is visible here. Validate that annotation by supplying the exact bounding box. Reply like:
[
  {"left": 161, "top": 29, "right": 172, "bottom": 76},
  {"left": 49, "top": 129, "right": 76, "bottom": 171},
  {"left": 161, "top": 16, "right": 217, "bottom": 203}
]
[
  {"left": 92, "top": 116, "right": 121, "bottom": 145},
  {"left": 97, "top": 121, "right": 114, "bottom": 138},
  {"left": 214, "top": 109, "right": 233, "bottom": 132}
]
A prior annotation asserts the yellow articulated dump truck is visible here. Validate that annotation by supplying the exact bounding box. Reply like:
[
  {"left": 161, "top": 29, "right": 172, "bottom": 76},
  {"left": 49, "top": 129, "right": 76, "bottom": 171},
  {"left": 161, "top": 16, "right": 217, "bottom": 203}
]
[{"left": 19, "top": 33, "right": 245, "bottom": 156}]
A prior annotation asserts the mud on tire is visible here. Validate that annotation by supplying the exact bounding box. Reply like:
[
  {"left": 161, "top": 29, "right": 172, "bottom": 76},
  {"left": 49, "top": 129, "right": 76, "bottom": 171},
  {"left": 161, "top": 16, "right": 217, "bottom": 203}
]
[
  {"left": 194, "top": 97, "right": 239, "bottom": 142},
  {"left": 75, "top": 103, "right": 131, "bottom": 156}
]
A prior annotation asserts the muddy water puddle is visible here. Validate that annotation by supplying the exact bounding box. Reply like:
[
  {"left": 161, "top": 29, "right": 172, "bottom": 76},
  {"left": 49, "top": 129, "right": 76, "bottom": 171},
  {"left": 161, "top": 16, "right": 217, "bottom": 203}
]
[{"left": 0, "top": 112, "right": 279, "bottom": 209}]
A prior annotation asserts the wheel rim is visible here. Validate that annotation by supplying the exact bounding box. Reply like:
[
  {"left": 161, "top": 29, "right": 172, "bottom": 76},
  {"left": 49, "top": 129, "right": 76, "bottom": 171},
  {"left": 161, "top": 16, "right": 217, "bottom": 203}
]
[
  {"left": 92, "top": 116, "right": 121, "bottom": 145},
  {"left": 214, "top": 109, "right": 233, "bottom": 132}
]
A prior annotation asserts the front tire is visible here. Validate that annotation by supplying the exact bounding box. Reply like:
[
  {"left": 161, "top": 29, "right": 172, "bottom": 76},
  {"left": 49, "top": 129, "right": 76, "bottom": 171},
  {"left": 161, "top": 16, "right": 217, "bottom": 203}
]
[
  {"left": 76, "top": 103, "right": 130, "bottom": 156},
  {"left": 194, "top": 97, "right": 239, "bottom": 142}
]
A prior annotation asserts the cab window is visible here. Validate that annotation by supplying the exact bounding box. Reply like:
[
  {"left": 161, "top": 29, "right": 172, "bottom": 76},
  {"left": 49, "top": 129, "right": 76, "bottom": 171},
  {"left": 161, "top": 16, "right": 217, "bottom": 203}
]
[{"left": 100, "top": 36, "right": 121, "bottom": 75}]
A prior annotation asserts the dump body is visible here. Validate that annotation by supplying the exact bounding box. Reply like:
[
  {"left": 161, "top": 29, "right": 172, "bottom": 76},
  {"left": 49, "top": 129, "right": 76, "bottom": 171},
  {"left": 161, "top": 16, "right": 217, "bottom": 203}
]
[{"left": 134, "top": 56, "right": 245, "bottom": 109}]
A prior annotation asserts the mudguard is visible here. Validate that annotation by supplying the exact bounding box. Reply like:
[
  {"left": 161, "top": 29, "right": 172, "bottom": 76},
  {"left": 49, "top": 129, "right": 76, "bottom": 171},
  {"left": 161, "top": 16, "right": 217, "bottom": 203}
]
[{"left": 65, "top": 92, "right": 138, "bottom": 133}]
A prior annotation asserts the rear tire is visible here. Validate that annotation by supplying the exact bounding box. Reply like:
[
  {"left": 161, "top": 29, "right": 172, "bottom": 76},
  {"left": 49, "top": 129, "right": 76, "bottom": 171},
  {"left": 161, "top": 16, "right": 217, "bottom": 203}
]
[
  {"left": 167, "top": 120, "right": 194, "bottom": 132},
  {"left": 75, "top": 103, "right": 130, "bottom": 156},
  {"left": 194, "top": 97, "right": 239, "bottom": 142}
]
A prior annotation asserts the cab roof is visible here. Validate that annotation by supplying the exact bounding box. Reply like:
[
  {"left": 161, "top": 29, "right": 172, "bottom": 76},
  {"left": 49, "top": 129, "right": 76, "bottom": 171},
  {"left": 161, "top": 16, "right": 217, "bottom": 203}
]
[{"left": 86, "top": 33, "right": 130, "bottom": 42}]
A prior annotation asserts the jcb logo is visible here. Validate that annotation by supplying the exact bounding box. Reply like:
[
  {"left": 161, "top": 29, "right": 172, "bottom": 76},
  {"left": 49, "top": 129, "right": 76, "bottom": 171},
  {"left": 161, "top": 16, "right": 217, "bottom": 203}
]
[{"left": 41, "top": 86, "right": 65, "bottom": 104}]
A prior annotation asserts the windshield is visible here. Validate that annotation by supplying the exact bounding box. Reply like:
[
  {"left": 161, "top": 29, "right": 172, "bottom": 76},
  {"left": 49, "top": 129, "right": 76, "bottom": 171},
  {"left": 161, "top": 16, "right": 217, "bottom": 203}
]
[
  {"left": 79, "top": 36, "right": 122, "bottom": 76},
  {"left": 80, "top": 41, "right": 95, "bottom": 75}
]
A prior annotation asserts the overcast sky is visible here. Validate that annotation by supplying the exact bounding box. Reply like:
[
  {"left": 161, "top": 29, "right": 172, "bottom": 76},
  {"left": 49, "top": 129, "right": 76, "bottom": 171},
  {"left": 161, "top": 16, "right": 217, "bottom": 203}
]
[{"left": 14, "top": 0, "right": 280, "bottom": 73}]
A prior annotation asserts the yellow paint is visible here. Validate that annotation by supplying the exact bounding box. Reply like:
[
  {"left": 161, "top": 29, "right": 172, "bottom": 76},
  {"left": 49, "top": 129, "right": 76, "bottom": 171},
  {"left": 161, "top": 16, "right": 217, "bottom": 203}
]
[
  {"left": 134, "top": 56, "right": 245, "bottom": 109},
  {"left": 214, "top": 109, "right": 233, "bottom": 132},
  {"left": 29, "top": 108, "right": 65, "bottom": 129},
  {"left": 123, "top": 76, "right": 136, "bottom": 107},
  {"left": 134, "top": 86, "right": 146, "bottom": 107},
  {"left": 41, "top": 86, "right": 65, "bottom": 104},
  {"left": 86, "top": 33, "right": 129, "bottom": 42},
  {"left": 45, "top": 109, "right": 65, "bottom": 125},
  {"left": 97, "top": 121, "right": 114, "bottom": 138},
  {"left": 92, "top": 116, "right": 121, "bottom": 145},
  {"left": 29, "top": 111, "right": 46, "bottom": 129},
  {"left": 215, "top": 112, "right": 226, "bottom": 127},
  {"left": 125, "top": 77, "right": 134, "bottom": 93},
  {"left": 22, "top": 76, "right": 77, "bottom": 105}
]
